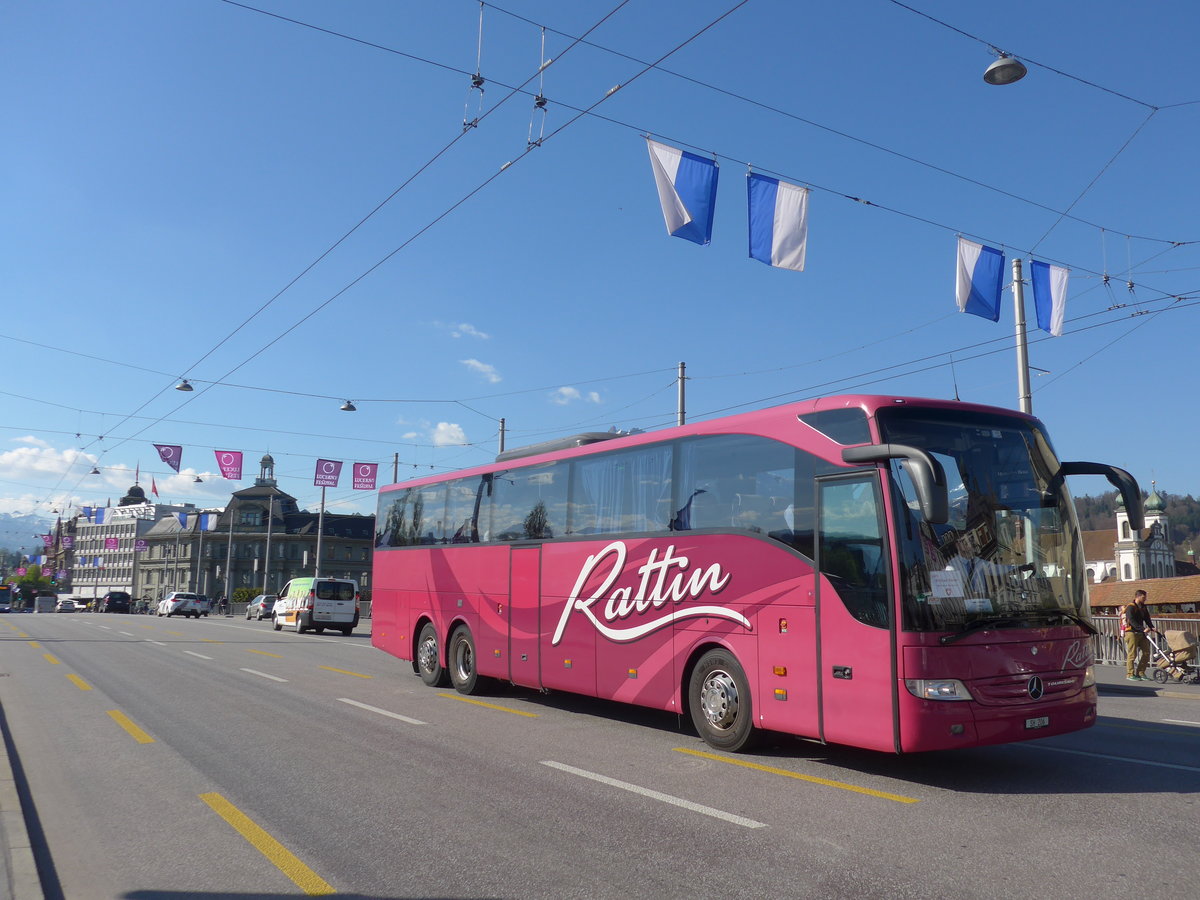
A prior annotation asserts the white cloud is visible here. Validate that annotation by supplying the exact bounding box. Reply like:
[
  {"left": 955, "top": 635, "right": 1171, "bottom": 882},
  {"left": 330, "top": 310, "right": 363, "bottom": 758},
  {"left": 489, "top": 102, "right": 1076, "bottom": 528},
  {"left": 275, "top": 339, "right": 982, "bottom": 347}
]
[
  {"left": 550, "top": 386, "right": 580, "bottom": 405},
  {"left": 461, "top": 358, "right": 501, "bottom": 383},
  {"left": 550, "top": 386, "right": 600, "bottom": 405},
  {"left": 451, "top": 322, "right": 489, "bottom": 340},
  {"left": 11, "top": 435, "right": 51, "bottom": 448},
  {"left": 431, "top": 423, "right": 467, "bottom": 446}
]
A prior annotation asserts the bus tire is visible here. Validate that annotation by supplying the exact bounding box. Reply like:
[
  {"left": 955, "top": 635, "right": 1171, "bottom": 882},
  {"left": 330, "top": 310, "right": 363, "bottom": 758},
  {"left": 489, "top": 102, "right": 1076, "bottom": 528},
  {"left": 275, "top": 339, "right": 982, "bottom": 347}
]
[
  {"left": 688, "top": 649, "right": 759, "bottom": 753},
  {"left": 417, "top": 622, "right": 449, "bottom": 687},
  {"left": 449, "top": 627, "right": 482, "bottom": 695}
]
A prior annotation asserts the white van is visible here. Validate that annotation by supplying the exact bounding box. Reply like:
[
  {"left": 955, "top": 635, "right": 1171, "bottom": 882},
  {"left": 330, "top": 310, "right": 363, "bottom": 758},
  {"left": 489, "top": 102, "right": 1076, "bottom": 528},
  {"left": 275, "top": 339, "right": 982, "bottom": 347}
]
[{"left": 273, "top": 577, "right": 359, "bottom": 636}]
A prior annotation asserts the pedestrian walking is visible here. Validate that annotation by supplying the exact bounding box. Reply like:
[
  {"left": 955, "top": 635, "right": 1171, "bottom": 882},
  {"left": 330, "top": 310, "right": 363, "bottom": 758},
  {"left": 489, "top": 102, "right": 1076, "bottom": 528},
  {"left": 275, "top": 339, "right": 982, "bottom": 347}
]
[{"left": 1124, "top": 589, "right": 1156, "bottom": 681}]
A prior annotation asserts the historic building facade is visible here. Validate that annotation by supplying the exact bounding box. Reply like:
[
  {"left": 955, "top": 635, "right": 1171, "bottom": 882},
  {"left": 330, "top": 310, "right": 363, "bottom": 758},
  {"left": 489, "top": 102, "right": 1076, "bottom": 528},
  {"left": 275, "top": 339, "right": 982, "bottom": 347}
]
[
  {"left": 137, "top": 455, "right": 374, "bottom": 601},
  {"left": 1083, "top": 486, "right": 1176, "bottom": 583}
]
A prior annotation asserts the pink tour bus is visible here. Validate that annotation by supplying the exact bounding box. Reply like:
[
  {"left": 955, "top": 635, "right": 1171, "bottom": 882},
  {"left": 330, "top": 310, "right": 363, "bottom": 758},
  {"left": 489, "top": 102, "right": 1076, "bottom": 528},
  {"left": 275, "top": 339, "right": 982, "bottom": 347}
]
[{"left": 371, "top": 394, "right": 1141, "bottom": 753}]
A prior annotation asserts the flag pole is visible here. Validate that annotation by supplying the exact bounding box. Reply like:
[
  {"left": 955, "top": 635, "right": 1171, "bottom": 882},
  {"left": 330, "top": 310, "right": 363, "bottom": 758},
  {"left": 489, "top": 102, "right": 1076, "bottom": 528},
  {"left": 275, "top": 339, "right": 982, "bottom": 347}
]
[
  {"left": 315, "top": 487, "right": 326, "bottom": 578},
  {"left": 1012, "top": 258, "right": 1032, "bottom": 414}
]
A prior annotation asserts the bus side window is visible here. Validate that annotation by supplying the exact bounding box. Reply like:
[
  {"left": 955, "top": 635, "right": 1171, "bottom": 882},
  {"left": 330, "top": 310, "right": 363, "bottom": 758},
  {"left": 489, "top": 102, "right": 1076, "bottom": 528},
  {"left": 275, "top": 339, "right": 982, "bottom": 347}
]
[{"left": 819, "top": 476, "right": 889, "bottom": 628}]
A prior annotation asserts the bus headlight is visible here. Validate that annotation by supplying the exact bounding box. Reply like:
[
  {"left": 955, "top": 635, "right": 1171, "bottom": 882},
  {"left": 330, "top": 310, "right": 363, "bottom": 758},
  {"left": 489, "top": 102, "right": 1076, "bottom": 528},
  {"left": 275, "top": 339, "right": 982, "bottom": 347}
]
[
  {"left": 905, "top": 679, "right": 973, "bottom": 701},
  {"left": 1082, "top": 665, "right": 1095, "bottom": 688}
]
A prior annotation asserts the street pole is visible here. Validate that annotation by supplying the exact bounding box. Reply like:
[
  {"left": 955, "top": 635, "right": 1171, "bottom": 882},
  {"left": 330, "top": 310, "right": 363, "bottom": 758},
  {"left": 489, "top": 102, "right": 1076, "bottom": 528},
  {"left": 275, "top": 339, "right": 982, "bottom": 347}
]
[
  {"left": 315, "top": 487, "right": 326, "bottom": 579},
  {"left": 263, "top": 495, "right": 274, "bottom": 594},
  {"left": 1012, "top": 258, "right": 1032, "bottom": 415},
  {"left": 224, "top": 509, "right": 235, "bottom": 605},
  {"left": 677, "top": 361, "right": 686, "bottom": 426}
]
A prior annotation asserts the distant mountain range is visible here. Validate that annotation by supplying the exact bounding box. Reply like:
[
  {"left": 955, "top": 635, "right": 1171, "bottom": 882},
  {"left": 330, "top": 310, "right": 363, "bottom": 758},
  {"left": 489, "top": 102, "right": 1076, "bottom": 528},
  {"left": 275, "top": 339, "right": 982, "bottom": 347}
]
[{"left": 0, "top": 512, "right": 55, "bottom": 553}]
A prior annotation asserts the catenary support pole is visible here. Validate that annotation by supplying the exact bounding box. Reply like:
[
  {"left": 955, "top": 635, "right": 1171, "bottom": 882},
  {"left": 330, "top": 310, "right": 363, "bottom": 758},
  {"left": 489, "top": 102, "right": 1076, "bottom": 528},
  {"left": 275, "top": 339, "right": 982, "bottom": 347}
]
[{"left": 1012, "top": 258, "right": 1032, "bottom": 415}]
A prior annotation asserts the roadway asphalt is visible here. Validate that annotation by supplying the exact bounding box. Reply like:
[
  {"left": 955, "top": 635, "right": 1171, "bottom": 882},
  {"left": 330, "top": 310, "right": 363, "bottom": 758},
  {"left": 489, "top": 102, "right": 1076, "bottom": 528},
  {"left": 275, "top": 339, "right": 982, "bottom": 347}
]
[{"left": 0, "top": 619, "right": 1196, "bottom": 900}]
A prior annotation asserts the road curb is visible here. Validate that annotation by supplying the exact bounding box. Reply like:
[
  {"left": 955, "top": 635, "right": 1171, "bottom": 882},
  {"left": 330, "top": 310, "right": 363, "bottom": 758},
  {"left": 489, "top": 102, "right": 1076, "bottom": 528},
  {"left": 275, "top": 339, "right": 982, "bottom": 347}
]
[{"left": 0, "top": 704, "right": 42, "bottom": 900}]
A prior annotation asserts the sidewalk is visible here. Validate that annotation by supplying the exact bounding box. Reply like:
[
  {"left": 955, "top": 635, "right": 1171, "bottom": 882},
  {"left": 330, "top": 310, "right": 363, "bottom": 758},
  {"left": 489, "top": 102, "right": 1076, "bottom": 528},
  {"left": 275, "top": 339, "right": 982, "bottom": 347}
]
[
  {"left": 0, "top": 703, "right": 41, "bottom": 900},
  {"left": 1093, "top": 662, "right": 1200, "bottom": 698}
]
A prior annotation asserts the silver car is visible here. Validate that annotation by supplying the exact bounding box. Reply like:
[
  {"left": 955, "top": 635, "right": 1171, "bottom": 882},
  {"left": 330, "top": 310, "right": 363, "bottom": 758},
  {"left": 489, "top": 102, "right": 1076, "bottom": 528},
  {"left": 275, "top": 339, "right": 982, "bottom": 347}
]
[{"left": 246, "top": 594, "right": 277, "bottom": 620}]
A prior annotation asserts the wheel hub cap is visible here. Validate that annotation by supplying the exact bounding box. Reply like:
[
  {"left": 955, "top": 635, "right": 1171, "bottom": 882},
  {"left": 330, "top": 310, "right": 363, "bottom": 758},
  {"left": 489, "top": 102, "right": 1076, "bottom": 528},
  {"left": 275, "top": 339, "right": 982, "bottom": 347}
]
[{"left": 699, "top": 670, "right": 739, "bottom": 730}]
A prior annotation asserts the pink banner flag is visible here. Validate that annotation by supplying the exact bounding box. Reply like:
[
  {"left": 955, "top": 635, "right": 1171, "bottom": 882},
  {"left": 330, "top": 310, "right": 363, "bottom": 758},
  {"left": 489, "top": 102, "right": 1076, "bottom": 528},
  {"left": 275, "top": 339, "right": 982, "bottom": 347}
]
[
  {"left": 41, "top": 534, "right": 53, "bottom": 548},
  {"left": 154, "top": 443, "right": 183, "bottom": 472},
  {"left": 215, "top": 450, "right": 243, "bottom": 480},
  {"left": 104, "top": 537, "right": 119, "bottom": 550},
  {"left": 352, "top": 462, "right": 378, "bottom": 491},
  {"left": 62, "top": 536, "right": 74, "bottom": 550},
  {"left": 134, "top": 539, "right": 148, "bottom": 553},
  {"left": 314, "top": 459, "right": 343, "bottom": 488}
]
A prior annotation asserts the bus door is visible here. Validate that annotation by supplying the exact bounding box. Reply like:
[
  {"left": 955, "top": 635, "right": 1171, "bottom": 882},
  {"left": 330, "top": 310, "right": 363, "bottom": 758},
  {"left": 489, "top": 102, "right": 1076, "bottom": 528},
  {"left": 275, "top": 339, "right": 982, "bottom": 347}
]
[
  {"left": 816, "top": 473, "right": 898, "bottom": 753},
  {"left": 508, "top": 545, "right": 542, "bottom": 688}
]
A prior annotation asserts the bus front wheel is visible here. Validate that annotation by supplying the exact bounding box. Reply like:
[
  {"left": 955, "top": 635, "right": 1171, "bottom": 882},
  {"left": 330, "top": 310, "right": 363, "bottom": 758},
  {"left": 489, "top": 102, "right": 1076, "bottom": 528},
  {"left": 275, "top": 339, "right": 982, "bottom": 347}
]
[
  {"left": 417, "top": 623, "right": 449, "bottom": 687},
  {"left": 689, "top": 649, "right": 759, "bottom": 752},
  {"left": 449, "top": 627, "right": 482, "bottom": 695}
]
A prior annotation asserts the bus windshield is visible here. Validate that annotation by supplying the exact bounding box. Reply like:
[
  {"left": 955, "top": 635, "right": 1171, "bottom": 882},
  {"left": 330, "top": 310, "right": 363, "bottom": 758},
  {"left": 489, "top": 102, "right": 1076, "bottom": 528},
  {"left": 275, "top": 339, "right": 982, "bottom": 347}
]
[{"left": 877, "top": 407, "right": 1087, "bottom": 634}]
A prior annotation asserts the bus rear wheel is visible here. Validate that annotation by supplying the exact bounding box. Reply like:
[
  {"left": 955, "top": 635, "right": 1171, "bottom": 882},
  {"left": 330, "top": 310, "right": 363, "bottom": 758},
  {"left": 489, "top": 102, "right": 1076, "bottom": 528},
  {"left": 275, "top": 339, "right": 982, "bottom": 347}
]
[
  {"left": 448, "top": 627, "right": 482, "bottom": 695},
  {"left": 689, "top": 649, "right": 759, "bottom": 752},
  {"left": 417, "top": 623, "right": 449, "bottom": 687}
]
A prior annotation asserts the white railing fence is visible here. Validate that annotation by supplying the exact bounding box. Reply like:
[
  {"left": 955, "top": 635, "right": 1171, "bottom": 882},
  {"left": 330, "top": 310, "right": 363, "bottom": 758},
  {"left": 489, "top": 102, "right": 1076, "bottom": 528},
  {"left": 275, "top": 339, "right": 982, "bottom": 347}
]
[{"left": 1091, "top": 615, "right": 1200, "bottom": 666}]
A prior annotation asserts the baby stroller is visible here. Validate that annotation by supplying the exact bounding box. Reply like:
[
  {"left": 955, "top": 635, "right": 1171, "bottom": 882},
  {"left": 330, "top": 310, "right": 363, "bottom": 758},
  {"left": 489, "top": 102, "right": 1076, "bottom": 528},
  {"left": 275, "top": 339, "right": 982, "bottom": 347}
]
[{"left": 1150, "top": 630, "right": 1200, "bottom": 684}]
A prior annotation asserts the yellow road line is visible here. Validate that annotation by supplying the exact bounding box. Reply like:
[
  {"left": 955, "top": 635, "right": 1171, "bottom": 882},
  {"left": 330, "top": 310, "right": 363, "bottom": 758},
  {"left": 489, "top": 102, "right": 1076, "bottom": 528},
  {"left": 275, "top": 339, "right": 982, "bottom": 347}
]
[
  {"left": 27, "top": 641, "right": 39, "bottom": 648},
  {"left": 107, "top": 710, "right": 155, "bottom": 744},
  {"left": 674, "top": 747, "right": 921, "bottom": 804},
  {"left": 14, "top": 632, "right": 29, "bottom": 638},
  {"left": 247, "top": 649, "right": 283, "bottom": 658},
  {"left": 165, "top": 631, "right": 183, "bottom": 636},
  {"left": 437, "top": 693, "right": 540, "bottom": 717},
  {"left": 200, "top": 638, "right": 223, "bottom": 644},
  {"left": 199, "top": 793, "right": 335, "bottom": 896},
  {"left": 318, "top": 665, "right": 371, "bottom": 679},
  {"left": 42, "top": 653, "right": 60, "bottom": 665},
  {"left": 66, "top": 674, "right": 92, "bottom": 691}
]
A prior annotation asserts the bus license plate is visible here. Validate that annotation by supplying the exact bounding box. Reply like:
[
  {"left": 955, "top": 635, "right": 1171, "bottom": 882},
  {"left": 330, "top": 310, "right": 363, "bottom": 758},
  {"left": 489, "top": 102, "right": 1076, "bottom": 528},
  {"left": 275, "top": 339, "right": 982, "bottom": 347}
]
[{"left": 1025, "top": 716, "right": 1049, "bottom": 730}]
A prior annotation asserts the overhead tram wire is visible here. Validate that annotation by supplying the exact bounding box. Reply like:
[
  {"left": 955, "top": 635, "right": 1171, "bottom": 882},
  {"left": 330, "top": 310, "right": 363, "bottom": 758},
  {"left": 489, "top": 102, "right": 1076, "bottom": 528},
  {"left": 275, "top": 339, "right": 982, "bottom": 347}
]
[
  {"left": 478, "top": 0, "right": 1186, "bottom": 246},
  {"left": 100, "top": 0, "right": 749, "bottom": 455},
  {"left": 89, "top": 0, "right": 639, "bottom": 460}
]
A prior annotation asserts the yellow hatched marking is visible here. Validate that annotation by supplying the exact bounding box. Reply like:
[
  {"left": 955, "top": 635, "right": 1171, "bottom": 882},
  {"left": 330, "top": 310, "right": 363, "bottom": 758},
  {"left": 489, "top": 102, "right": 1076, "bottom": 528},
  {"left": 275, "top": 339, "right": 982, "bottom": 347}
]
[
  {"left": 43, "top": 653, "right": 60, "bottom": 665},
  {"left": 67, "top": 674, "right": 92, "bottom": 691},
  {"left": 674, "top": 747, "right": 921, "bottom": 804},
  {"left": 200, "top": 793, "right": 335, "bottom": 895},
  {"left": 200, "top": 638, "right": 223, "bottom": 644},
  {"left": 14, "top": 632, "right": 29, "bottom": 639},
  {"left": 164, "top": 631, "right": 183, "bottom": 636},
  {"left": 318, "top": 665, "right": 371, "bottom": 679},
  {"left": 247, "top": 649, "right": 283, "bottom": 658},
  {"left": 437, "top": 693, "right": 540, "bottom": 717},
  {"left": 27, "top": 641, "right": 40, "bottom": 648},
  {"left": 107, "top": 710, "right": 155, "bottom": 744}
]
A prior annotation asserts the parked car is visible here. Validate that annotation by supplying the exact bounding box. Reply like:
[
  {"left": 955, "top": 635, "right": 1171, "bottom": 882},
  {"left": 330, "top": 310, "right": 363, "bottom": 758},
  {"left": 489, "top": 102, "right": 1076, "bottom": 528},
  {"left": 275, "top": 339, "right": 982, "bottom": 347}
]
[
  {"left": 55, "top": 598, "right": 78, "bottom": 613},
  {"left": 157, "top": 592, "right": 204, "bottom": 618},
  {"left": 100, "top": 591, "right": 132, "bottom": 614},
  {"left": 246, "top": 594, "right": 277, "bottom": 620}
]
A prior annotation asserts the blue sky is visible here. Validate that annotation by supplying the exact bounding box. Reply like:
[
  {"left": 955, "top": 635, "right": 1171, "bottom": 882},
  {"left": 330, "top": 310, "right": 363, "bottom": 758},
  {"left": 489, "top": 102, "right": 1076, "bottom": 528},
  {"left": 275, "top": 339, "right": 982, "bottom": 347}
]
[{"left": 3, "top": 0, "right": 1198, "bottom": 521}]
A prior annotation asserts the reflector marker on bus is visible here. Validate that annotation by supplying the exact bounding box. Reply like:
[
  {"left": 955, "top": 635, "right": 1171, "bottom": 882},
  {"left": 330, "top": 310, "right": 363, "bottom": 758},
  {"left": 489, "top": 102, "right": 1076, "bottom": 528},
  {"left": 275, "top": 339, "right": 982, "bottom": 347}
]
[
  {"left": 541, "top": 761, "right": 766, "bottom": 829},
  {"left": 628, "top": 669, "right": 638, "bottom": 679},
  {"left": 774, "top": 689, "right": 787, "bottom": 700},
  {"left": 674, "top": 748, "right": 921, "bottom": 804}
]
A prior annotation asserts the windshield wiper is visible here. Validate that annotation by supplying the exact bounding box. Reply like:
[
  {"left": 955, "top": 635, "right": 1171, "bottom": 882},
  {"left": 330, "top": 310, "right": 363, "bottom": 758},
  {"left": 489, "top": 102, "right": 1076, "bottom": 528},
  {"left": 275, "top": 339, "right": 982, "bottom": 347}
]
[
  {"left": 940, "top": 616, "right": 1022, "bottom": 645},
  {"left": 1020, "top": 609, "right": 1099, "bottom": 635}
]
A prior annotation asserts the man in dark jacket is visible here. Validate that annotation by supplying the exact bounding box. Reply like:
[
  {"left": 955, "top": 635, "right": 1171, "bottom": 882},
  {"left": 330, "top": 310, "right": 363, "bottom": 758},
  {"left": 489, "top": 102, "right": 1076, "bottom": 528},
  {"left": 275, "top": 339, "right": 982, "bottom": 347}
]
[{"left": 1124, "top": 590, "right": 1155, "bottom": 681}]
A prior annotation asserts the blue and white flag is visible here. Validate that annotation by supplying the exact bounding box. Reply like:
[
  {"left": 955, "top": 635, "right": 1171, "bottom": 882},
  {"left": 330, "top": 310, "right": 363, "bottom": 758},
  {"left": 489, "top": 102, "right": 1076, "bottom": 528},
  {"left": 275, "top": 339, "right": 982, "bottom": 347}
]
[
  {"left": 955, "top": 237, "right": 1005, "bottom": 322},
  {"left": 82, "top": 506, "right": 92, "bottom": 521},
  {"left": 92, "top": 507, "right": 106, "bottom": 525},
  {"left": 199, "top": 513, "right": 217, "bottom": 531},
  {"left": 1030, "top": 260, "right": 1069, "bottom": 337},
  {"left": 747, "top": 173, "right": 808, "bottom": 271},
  {"left": 177, "top": 512, "right": 189, "bottom": 528},
  {"left": 645, "top": 137, "right": 718, "bottom": 246}
]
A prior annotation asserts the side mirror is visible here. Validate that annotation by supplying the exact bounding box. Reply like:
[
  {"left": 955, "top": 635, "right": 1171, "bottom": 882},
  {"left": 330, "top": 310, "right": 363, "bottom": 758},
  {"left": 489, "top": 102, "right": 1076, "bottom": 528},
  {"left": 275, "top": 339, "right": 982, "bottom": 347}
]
[
  {"left": 842, "top": 443, "right": 949, "bottom": 524},
  {"left": 1050, "top": 462, "right": 1143, "bottom": 531}
]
